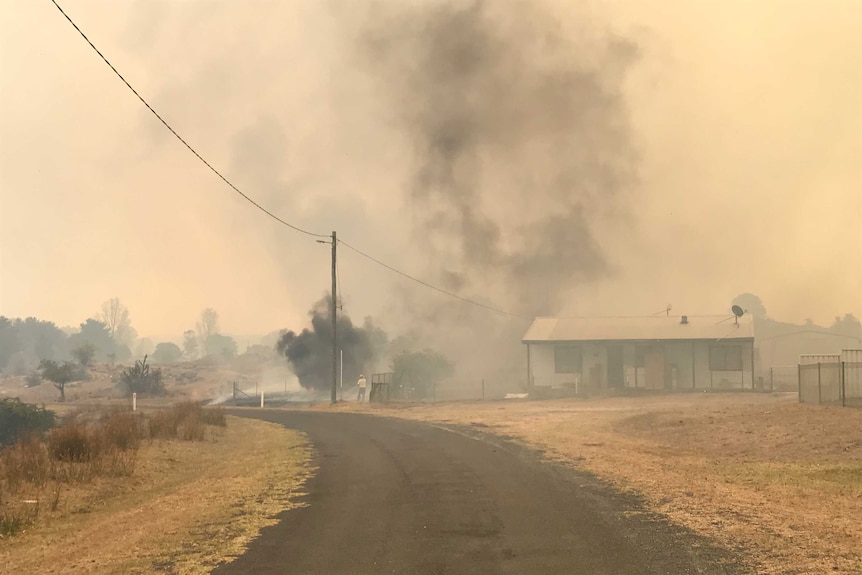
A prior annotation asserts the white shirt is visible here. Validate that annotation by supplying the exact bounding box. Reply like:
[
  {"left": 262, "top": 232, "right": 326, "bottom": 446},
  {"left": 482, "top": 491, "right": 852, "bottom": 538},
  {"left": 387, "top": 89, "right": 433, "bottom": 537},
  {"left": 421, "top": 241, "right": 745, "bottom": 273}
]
[{"left": 357, "top": 377, "right": 367, "bottom": 388}]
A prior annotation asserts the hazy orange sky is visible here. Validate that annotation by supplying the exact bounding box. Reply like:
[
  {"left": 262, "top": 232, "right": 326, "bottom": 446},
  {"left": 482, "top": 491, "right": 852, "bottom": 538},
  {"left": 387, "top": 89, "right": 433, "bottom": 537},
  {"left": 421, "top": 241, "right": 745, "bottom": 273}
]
[{"left": 1, "top": 0, "right": 859, "bottom": 341}]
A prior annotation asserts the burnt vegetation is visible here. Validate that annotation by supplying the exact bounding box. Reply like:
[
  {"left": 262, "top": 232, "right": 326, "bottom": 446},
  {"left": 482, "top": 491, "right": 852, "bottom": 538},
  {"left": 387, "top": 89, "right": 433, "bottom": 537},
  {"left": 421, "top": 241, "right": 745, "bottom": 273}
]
[{"left": 0, "top": 400, "right": 226, "bottom": 536}]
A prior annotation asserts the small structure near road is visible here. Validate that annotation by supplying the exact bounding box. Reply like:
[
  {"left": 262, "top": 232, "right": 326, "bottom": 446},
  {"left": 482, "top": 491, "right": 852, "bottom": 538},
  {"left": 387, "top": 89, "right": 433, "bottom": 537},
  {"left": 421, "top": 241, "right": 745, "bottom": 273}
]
[
  {"left": 370, "top": 372, "right": 393, "bottom": 403},
  {"left": 522, "top": 315, "right": 755, "bottom": 394}
]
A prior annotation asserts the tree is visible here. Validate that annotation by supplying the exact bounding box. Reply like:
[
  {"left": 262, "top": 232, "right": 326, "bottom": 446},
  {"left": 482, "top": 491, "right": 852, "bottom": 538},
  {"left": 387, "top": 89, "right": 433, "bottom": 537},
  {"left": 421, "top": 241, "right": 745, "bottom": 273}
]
[
  {"left": 118, "top": 355, "right": 164, "bottom": 396},
  {"left": 71, "top": 342, "right": 96, "bottom": 366},
  {"left": 205, "top": 333, "right": 238, "bottom": 361},
  {"left": 1, "top": 316, "right": 69, "bottom": 372},
  {"left": 39, "top": 359, "right": 82, "bottom": 402},
  {"left": 732, "top": 293, "right": 767, "bottom": 319},
  {"left": 196, "top": 308, "right": 220, "bottom": 343},
  {"left": 182, "top": 330, "right": 199, "bottom": 360},
  {"left": 151, "top": 342, "right": 183, "bottom": 364},
  {"left": 68, "top": 319, "right": 115, "bottom": 362},
  {"left": 392, "top": 349, "right": 453, "bottom": 400},
  {"left": 0, "top": 398, "right": 55, "bottom": 447},
  {"left": 0, "top": 316, "right": 21, "bottom": 370},
  {"left": 135, "top": 338, "right": 155, "bottom": 359},
  {"left": 99, "top": 298, "right": 132, "bottom": 342}
]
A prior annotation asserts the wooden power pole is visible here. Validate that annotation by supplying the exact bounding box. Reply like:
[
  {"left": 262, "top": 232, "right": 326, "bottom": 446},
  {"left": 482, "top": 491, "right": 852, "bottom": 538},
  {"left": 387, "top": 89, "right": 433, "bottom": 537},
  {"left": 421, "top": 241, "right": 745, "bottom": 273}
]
[{"left": 331, "top": 231, "right": 337, "bottom": 404}]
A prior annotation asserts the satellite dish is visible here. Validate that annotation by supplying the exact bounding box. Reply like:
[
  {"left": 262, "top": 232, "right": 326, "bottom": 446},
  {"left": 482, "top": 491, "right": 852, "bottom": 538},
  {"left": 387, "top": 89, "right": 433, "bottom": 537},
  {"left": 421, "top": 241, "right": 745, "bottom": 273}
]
[{"left": 731, "top": 304, "right": 745, "bottom": 325}]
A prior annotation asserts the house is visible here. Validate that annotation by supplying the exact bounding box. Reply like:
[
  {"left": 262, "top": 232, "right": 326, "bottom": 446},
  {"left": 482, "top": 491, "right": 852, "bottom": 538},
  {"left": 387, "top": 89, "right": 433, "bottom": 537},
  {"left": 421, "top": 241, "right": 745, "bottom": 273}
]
[{"left": 522, "top": 315, "right": 755, "bottom": 392}]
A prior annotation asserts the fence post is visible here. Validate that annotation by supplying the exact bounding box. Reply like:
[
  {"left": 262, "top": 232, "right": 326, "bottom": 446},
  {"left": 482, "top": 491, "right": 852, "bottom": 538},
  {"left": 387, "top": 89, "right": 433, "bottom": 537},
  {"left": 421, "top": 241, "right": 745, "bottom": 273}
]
[
  {"left": 482, "top": 379, "right": 485, "bottom": 400},
  {"left": 841, "top": 361, "right": 846, "bottom": 408},
  {"left": 817, "top": 362, "right": 822, "bottom": 405},
  {"left": 796, "top": 363, "right": 802, "bottom": 403}
]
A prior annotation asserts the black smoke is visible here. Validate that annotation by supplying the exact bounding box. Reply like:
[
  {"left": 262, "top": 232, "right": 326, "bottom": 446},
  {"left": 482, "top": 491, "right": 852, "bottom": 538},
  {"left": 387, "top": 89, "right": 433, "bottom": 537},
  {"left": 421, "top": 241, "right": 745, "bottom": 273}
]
[
  {"left": 277, "top": 295, "right": 387, "bottom": 392},
  {"left": 360, "top": 1, "right": 639, "bottom": 317}
]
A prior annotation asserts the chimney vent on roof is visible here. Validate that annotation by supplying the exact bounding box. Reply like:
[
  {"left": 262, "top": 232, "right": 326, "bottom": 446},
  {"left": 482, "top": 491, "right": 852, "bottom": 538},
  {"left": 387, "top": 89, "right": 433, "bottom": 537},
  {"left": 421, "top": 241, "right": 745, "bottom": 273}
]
[{"left": 680, "top": 315, "right": 688, "bottom": 325}]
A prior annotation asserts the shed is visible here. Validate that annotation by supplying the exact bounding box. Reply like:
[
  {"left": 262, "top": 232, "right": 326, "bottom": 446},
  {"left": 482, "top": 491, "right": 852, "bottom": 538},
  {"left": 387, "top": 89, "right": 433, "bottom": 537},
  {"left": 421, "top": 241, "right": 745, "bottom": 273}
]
[{"left": 522, "top": 315, "right": 756, "bottom": 392}]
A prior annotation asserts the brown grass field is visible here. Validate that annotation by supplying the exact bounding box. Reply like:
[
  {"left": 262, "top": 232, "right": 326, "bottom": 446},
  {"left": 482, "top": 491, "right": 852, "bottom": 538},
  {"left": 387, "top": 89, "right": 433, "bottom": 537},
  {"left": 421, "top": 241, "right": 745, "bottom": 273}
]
[
  {"left": 0, "top": 412, "right": 312, "bottom": 574},
  {"left": 3, "top": 364, "right": 859, "bottom": 574},
  {"left": 319, "top": 392, "right": 862, "bottom": 575}
]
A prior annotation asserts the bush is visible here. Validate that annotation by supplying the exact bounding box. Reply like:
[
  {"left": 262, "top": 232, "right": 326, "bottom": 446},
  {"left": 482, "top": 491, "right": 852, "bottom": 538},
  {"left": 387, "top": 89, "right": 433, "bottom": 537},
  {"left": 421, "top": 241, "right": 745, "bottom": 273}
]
[
  {"left": 118, "top": 355, "right": 164, "bottom": 397},
  {"left": 47, "top": 424, "right": 100, "bottom": 463},
  {"left": 100, "top": 411, "right": 142, "bottom": 451},
  {"left": 147, "top": 402, "right": 226, "bottom": 441},
  {"left": 0, "top": 398, "right": 55, "bottom": 447},
  {"left": 200, "top": 406, "right": 226, "bottom": 427}
]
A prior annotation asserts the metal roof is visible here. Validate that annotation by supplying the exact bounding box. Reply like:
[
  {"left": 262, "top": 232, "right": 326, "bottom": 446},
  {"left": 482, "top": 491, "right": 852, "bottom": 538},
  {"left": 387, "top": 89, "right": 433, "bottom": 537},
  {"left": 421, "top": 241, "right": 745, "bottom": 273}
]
[{"left": 522, "top": 315, "right": 755, "bottom": 343}]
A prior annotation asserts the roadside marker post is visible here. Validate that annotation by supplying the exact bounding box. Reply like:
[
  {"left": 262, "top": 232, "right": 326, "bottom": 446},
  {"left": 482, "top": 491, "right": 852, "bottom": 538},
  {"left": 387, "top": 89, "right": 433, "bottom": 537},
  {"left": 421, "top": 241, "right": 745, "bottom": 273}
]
[{"left": 132, "top": 392, "right": 136, "bottom": 412}]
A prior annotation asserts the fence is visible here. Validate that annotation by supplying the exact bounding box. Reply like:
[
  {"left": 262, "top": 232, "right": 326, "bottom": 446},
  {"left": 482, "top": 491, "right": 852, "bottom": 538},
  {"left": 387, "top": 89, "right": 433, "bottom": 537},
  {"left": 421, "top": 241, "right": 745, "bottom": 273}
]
[
  {"left": 768, "top": 366, "right": 798, "bottom": 392},
  {"left": 798, "top": 362, "right": 862, "bottom": 407}
]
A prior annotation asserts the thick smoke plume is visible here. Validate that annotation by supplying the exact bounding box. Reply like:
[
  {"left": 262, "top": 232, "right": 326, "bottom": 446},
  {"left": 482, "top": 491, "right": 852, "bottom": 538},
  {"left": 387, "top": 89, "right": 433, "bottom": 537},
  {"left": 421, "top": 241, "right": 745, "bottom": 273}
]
[
  {"left": 361, "top": 1, "right": 639, "bottom": 317},
  {"left": 277, "top": 295, "right": 387, "bottom": 392}
]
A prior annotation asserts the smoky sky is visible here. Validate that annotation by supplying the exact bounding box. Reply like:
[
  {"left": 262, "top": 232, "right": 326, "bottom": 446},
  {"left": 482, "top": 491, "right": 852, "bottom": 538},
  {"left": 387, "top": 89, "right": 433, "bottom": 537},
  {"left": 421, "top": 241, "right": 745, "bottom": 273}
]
[
  {"left": 0, "top": 0, "right": 859, "bottom": 340},
  {"left": 359, "top": 1, "right": 638, "bottom": 317}
]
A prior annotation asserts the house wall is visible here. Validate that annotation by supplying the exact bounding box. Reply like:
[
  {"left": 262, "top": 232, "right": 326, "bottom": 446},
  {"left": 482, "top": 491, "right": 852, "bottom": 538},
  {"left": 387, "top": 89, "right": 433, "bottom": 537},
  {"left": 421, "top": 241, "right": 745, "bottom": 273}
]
[
  {"left": 530, "top": 344, "right": 581, "bottom": 388},
  {"left": 528, "top": 340, "right": 755, "bottom": 391},
  {"left": 664, "top": 342, "right": 696, "bottom": 390},
  {"left": 699, "top": 340, "right": 755, "bottom": 389}
]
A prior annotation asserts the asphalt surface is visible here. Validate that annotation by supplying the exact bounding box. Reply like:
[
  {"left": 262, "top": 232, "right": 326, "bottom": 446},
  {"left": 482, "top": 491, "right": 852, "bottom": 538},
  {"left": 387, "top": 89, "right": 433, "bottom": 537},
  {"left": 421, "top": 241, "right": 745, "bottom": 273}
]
[{"left": 214, "top": 410, "right": 746, "bottom": 575}]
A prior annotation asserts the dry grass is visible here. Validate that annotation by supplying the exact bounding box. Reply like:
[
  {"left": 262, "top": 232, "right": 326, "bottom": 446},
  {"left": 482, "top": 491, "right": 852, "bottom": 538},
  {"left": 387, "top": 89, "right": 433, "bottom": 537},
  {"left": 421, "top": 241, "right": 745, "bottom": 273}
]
[
  {"left": 0, "top": 402, "right": 232, "bottom": 540},
  {"left": 0, "top": 415, "right": 312, "bottom": 574},
  {"left": 326, "top": 393, "right": 862, "bottom": 575}
]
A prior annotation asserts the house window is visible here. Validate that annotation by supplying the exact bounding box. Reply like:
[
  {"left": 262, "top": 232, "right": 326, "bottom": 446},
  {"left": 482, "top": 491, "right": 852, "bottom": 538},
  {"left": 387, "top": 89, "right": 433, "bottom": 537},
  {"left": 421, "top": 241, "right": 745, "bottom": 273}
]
[
  {"left": 709, "top": 345, "right": 743, "bottom": 371},
  {"left": 555, "top": 345, "right": 582, "bottom": 374}
]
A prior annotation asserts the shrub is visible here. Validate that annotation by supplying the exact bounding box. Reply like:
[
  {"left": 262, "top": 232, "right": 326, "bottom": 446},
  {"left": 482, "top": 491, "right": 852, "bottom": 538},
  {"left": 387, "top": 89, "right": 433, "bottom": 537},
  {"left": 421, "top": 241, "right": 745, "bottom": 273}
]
[
  {"left": 100, "top": 411, "right": 141, "bottom": 451},
  {"left": 0, "top": 398, "right": 55, "bottom": 447},
  {"left": 0, "top": 436, "right": 52, "bottom": 489},
  {"left": 47, "top": 424, "right": 100, "bottom": 463},
  {"left": 118, "top": 355, "right": 164, "bottom": 397},
  {"left": 148, "top": 410, "right": 180, "bottom": 440},
  {"left": 200, "top": 406, "right": 227, "bottom": 427},
  {"left": 147, "top": 402, "right": 225, "bottom": 441}
]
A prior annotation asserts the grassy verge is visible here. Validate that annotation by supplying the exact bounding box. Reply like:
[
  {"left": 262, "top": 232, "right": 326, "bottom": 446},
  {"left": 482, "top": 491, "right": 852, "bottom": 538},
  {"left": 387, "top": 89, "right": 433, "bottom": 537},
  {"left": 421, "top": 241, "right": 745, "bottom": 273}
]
[{"left": 0, "top": 407, "right": 311, "bottom": 574}]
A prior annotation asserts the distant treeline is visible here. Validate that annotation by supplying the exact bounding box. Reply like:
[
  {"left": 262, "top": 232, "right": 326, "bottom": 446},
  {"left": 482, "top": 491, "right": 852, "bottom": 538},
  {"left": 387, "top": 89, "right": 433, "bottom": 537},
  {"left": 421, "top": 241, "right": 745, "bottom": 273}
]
[{"left": 0, "top": 316, "right": 129, "bottom": 375}]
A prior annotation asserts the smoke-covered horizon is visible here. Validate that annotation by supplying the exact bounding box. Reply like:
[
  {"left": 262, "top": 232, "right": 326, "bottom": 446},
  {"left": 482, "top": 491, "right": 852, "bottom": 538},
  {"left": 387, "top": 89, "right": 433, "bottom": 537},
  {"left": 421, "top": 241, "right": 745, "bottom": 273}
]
[{"left": 0, "top": 0, "right": 859, "bottom": 342}]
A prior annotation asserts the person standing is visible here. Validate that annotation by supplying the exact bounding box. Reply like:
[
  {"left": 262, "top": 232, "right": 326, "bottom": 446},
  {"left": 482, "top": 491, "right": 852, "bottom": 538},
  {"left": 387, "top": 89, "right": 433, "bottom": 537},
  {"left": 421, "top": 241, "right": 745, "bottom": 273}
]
[{"left": 357, "top": 374, "right": 367, "bottom": 402}]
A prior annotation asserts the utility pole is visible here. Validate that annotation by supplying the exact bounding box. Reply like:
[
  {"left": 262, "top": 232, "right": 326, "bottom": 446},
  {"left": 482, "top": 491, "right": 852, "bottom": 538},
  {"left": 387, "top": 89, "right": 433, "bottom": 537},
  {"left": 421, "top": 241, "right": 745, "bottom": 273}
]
[{"left": 331, "top": 231, "right": 338, "bottom": 404}]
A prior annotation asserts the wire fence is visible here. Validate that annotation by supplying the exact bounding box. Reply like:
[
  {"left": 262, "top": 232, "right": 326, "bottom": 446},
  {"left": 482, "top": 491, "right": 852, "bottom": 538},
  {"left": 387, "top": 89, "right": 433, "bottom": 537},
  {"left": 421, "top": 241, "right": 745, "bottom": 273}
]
[
  {"left": 798, "top": 362, "right": 862, "bottom": 407},
  {"left": 767, "top": 366, "right": 798, "bottom": 392}
]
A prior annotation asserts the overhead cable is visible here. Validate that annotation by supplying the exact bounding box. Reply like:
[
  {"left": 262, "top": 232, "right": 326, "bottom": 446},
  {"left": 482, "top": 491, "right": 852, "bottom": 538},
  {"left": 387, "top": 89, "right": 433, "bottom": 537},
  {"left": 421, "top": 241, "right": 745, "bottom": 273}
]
[{"left": 49, "top": 0, "right": 329, "bottom": 239}]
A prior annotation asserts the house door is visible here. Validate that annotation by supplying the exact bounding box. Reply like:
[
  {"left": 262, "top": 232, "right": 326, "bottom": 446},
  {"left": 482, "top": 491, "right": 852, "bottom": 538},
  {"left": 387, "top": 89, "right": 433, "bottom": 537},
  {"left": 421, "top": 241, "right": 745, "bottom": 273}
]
[
  {"left": 607, "top": 345, "right": 624, "bottom": 389},
  {"left": 644, "top": 347, "right": 665, "bottom": 389}
]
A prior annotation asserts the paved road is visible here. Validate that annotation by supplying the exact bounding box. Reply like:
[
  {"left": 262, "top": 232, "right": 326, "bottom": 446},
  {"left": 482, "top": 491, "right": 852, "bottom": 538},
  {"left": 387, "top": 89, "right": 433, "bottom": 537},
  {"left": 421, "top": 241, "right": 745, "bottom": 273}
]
[{"left": 214, "top": 411, "right": 744, "bottom": 575}]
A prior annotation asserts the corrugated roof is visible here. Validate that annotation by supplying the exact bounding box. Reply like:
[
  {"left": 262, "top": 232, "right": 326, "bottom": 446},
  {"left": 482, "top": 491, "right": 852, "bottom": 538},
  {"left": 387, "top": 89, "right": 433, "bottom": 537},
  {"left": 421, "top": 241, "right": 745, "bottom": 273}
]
[{"left": 522, "top": 315, "right": 754, "bottom": 343}]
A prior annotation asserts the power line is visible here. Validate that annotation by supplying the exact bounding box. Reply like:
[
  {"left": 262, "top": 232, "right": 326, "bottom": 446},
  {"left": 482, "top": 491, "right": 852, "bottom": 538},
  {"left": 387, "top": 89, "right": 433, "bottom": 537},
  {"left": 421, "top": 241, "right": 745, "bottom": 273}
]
[
  {"left": 49, "top": 0, "right": 329, "bottom": 240},
  {"left": 338, "top": 239, "right": 527, "bottom": 320},
  {"left": 50, "top": 0, "right": 533, "bottom": 321}
]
